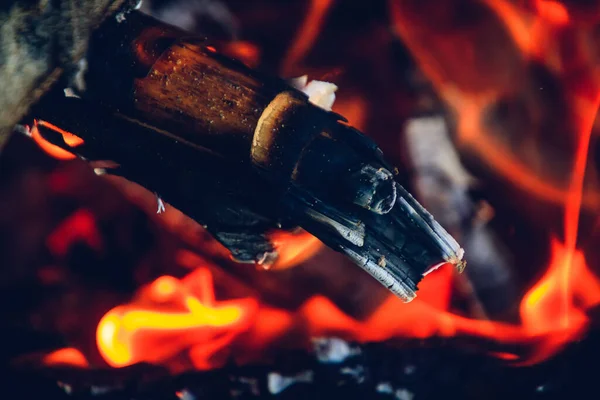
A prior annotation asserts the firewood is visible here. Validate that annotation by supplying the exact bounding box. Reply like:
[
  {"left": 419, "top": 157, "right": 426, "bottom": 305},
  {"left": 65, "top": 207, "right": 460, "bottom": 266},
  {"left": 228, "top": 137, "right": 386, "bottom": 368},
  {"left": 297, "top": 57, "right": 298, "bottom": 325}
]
[{"left": 27, "top": 10, "right": 465, "bottom": 302}]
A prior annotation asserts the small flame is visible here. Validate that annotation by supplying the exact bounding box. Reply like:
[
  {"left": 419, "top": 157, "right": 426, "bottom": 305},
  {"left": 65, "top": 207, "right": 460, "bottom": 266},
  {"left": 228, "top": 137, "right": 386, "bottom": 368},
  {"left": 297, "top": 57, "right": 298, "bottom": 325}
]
[
  {"left": 267, "top": 230, "right": 323, "bottom": 270},
  {"left": 42, "top": 348, "right": 89, "bottom": 368}
]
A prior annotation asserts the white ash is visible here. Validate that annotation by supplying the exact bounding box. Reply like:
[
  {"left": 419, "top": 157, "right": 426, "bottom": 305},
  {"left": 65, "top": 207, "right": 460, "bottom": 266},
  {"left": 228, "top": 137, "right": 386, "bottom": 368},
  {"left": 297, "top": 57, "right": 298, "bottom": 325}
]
[
  {"left": 404, "top": 116, "right": 473, "bottom": 231},
  {"left": 404, "top": 116, "right": 473, "bottom": 188},
  {"left": 90, "top": 386, "right": 114, "bottom": 395},
  {"left": 403, "top": 364, "right": 416, "bottom": 375},
  {"left": 70, "top": 58, "right": 88, "bottom": 95},
  {"left": 155, "top": 193, "right": 166, "bottom": 214},
  {"left": 63, "top": 88, "right": 80, "bottom": 98},
  {"left": 340, "top": 365, "right": 365, "bottom": 384},
  {"left": 56, "top": 382, "right": 73, "bottom": 395},
  {"left": 235, "top": 377, "right": 260, "bottom": 397},
  {"left": 115, "top": 12, "right": 127, "bottom": 23},
  {"left": 267, "top": 370, "right": 313, "bottom": 395},
  {"left": 13, "top": 124, "right": 31, "bottom": 137},
  {"left": 395, "top": 388, "right": 415, "bottom": 400},
  {"left": 376, "top": 382, "right": 394, "bottom": 394},
  {"left": 115, "top": 1, "right": 143, "bottom": 23},
  {"left": 376, "top": 382, "right": 414, "bottom": 400},
  {"left": 312, "top": 337, "right": 361, "bottom": 363},
  {"left": 291, "top": 75, "right": 338, "bottom": 111}
]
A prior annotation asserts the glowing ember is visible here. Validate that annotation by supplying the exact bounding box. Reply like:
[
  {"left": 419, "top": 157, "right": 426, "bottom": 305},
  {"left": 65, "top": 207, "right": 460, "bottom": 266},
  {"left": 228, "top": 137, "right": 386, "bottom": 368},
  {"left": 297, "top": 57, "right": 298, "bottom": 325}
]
[
  {"left": 30, "top": 120, "right": 83, "bottom": 160},
  {"left": 47, "top": 209, "right": 103, "bottom": 257},
  {"left": 42, "top": 347, "right": 89, "bottom": 368},
  {"left": 267, "top": 230, "right": 323, "bottom": 270}
]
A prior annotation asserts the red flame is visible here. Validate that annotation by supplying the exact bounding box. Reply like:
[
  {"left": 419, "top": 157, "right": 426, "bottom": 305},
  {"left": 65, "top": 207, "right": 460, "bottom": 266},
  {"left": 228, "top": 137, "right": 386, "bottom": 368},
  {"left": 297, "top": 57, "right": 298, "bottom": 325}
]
[{"left": 47, "top": 209, "right": 103, "bottom": 257}]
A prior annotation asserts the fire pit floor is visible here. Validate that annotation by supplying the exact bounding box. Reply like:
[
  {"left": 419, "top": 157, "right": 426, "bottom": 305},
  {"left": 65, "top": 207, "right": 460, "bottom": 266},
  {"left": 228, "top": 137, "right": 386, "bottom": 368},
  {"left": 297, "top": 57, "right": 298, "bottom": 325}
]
[{"left": 6, "top": 330, "right": 599, "bottom": 400}]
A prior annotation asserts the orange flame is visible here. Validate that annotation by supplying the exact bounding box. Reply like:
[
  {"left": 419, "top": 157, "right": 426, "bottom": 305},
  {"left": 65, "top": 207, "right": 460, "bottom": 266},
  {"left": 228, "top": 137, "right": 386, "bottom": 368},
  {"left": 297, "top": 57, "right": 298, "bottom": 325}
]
[
  {"left": 42, "top": 348, "right": 89, "bottom": 368},
  {"left": 267, "top": 230, "right": 323, "bottom": 269},
  {"left": 30, "top": 120, "right": 84, "bottom": 160},
  {"left": 97, "top": 268, "right": 258, "bottom": 369}
]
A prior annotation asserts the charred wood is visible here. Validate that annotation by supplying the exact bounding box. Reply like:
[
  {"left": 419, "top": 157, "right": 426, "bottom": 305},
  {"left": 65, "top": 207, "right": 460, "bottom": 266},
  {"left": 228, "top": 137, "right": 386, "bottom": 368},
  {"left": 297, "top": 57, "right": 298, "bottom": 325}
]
[{"left": 27, "top": 10, "right": 465, "bottom": 302}]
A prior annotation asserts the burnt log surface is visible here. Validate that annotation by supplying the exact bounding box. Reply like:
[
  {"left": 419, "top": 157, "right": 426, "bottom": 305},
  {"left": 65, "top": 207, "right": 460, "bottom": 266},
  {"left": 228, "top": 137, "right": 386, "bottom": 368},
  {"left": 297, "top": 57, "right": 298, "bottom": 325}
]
[
  {"left": 6, "top": 332, "right": 600, "bottom": 400},
  {"left": 27, "top": 10, "right": 465, "bottom": 302}
]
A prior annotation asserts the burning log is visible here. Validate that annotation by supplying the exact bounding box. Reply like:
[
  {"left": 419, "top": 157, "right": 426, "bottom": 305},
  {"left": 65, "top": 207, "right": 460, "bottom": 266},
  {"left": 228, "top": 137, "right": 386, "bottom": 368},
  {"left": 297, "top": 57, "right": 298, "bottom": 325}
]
[{"left": 27, "top": 9, "right": 464, "bottom": 302}]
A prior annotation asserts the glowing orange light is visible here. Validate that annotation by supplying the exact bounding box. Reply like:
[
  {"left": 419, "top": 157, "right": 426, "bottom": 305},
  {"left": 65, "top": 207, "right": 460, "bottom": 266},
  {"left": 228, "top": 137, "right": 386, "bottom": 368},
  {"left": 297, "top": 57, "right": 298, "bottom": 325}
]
[
  {"left": 42, "top": 348, "right": 89, "bottom": 368},
  {"left": 38, "top": 120, "right": 85, "bottom": 147},
  {"left": 30, "top": 122, "right": 78, "bottom": 160},
  {"left": 47, "top": 209, "right": 103, "bottom": 257},
  {"left": 535, "top": 0, "right": 570, "bottom": 26},
  {"left": 96, "top": 268, "right": 258, "bottom": 369},
  {"left": 224, "top": 41, "right": 261, "bottom": 68},
  {"left": 281, "top": 0, "right": 335, "bottom": 75},
  {"left": 150, "top": 276, "right": 179, "bottom": 301},
  {"left": 268, "top": 230, "right": 323, "bottom": 269}
]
